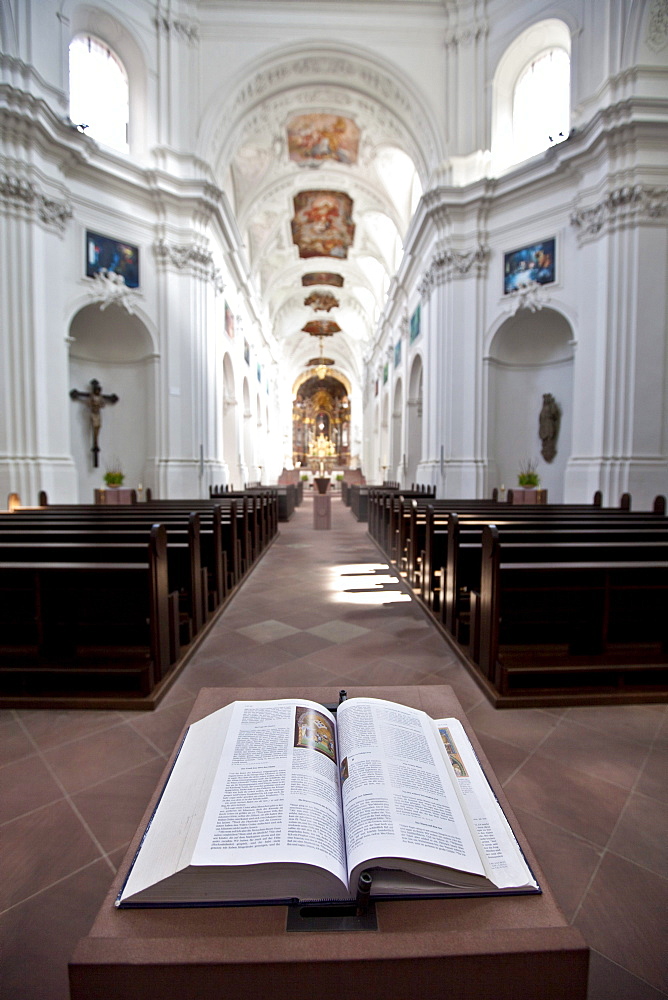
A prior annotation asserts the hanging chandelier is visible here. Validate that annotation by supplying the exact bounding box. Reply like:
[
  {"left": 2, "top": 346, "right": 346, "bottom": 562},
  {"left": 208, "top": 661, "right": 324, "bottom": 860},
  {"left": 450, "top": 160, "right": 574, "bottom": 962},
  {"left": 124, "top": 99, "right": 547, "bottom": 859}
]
[{"left": 307, "top": 337, "right": 334, "bottom": 380}]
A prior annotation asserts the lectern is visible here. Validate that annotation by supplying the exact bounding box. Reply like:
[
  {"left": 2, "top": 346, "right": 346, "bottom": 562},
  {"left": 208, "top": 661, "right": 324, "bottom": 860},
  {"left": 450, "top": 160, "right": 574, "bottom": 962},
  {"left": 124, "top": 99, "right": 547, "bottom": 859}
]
[{"left": 69, "top": 685, "right": 588, "bottom": 1000}]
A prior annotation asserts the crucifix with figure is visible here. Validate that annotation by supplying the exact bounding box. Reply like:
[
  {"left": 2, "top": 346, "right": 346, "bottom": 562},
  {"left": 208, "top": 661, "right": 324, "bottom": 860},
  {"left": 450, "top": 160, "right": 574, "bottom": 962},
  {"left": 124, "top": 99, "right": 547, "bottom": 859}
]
[{"left": 70, "top": 379, "right": 119, "bottom": 468}]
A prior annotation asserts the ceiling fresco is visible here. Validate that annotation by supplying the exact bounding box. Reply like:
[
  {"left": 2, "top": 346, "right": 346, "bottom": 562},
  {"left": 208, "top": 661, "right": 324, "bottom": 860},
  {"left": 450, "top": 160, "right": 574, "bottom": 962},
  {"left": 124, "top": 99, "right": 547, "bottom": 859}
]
[
  {"left": 221, "top": 53, "right": 427, "bottom": 396},
  {"left": 291, "top": 191, "right": 355, "bottom": 260},
  {"left": 287, "top": 113, "right": 360, "bottom": 166},
  {"left": 304, "top": 291, "right": 339, "bottom": 312},
  {"left": 302, "top": 273, "right": 344, "bottom": 287},
  {"left": 302, "top": 319, "right": 341, "bottom": 337}
]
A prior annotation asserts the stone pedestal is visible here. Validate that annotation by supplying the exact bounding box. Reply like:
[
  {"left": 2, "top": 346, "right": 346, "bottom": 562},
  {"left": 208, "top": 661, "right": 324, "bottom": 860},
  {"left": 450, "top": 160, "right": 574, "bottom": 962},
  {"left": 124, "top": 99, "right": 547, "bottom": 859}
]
[
  {"left": 69, "top": 685, "right": 588, "bottom": 1000},
  {"left": 313, "top": 493, "right": 331, "bottom": 529}
]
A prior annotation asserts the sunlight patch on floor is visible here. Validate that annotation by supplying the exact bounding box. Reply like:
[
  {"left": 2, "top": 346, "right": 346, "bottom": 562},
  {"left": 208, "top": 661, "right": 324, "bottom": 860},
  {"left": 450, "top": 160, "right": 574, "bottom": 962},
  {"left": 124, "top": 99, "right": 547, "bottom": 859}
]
[{"left": 326, "top": 562, "right": 412, "bottom": 605}]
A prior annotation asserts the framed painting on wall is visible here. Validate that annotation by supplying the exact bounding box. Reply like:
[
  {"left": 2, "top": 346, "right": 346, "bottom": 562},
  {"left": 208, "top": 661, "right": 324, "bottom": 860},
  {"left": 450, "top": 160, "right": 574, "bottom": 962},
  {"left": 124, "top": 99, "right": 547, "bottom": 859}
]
[
  {"left": 86, "top": 231, "right": 139, "bottom": 287},
  {"left": 410, "top": 304, "right": 421, "bottom": 343},
  {"left": 225, "top": 302, "right": 235, "bottom": 339},
  {"left": 503, "top": 238, "right": 555, "bottom": 294}
]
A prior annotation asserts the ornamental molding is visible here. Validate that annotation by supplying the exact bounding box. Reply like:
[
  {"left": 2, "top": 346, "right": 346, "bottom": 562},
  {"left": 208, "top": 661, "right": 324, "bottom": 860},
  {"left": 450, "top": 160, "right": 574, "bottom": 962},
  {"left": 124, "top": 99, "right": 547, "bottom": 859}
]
[
  {"left": 87, "top": 269, "right": 140, "bottom": 315},
  {"left": 505, "top": 280, "right": 551, "bottom": 316},
  {"left": 154, "top": 15, "right": 199, "bottom": 44},
  {"left": 153, "top": 238, "right": 224, "bottom": 292},
  {"left": 646, "top": 0, "right": 668, "bottom": 52},
  {"left": 38, "top": 194, "right": 73, "bottom": 230},
  {"left": 212, "top": 51, "right": 437, "bottom": 176},
  {"left": 0, "top": 173, "right": 72, "bottom": 233},
  {"left": 418, "top": 242, "right": 490, "bottom": 297},
  {"left": 570, "top": 185, "right": 668, "bottom": 241},
  {"left": 444, "top": 20, "right": 489, "bottom": 48}
]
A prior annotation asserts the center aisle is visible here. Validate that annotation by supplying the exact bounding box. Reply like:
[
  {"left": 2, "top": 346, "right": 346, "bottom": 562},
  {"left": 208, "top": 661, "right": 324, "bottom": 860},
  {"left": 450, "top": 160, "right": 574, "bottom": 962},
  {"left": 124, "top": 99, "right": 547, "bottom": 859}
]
[{"left": 178, "top": 489, "right": 481, "bottom": 707}]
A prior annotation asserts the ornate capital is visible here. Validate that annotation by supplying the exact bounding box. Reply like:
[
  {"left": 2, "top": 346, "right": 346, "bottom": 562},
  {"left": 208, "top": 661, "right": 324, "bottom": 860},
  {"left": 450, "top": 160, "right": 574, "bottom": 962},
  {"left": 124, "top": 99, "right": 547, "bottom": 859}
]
[
  {"left": 0, "top": 173, "right": 72, "bottom": 233},
  {"left": 419, "top": 241, "right": 490, "bottom": 297},
  {"left": 444, "top": 20, "right": 489, "bottom": 48},
  {"left": 154, "top": 238, "right": 224, "bottom": 292},
  {"left": 154, "top": 15, "right": 199, "bottom": 44},
  {"left": 570, "top": 185, "right": 668, "bottom": 242},
  {"left": 647, "top": 0, "right": 668, "bottom": 52},
  {"left": 0, "top": 174, "right": 34, "bottom": 205},
  {"left": 87, "top": 270, "right": 140, "bottom": 315},
  {"left": 37, "top": 194, "right": 73, "bottom": 231}
]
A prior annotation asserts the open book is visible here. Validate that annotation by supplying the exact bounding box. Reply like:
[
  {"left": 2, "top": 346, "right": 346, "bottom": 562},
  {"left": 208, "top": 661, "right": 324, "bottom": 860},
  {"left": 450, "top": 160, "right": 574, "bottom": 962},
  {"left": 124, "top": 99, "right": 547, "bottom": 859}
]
[{"left": 116, "top": 697, "right": 539, "bottom": 907}]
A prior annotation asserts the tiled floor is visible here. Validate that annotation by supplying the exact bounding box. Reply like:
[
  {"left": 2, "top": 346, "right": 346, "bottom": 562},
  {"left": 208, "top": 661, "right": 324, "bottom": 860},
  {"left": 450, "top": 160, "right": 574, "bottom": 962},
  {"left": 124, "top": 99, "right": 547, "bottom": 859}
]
[{"left": 1, "top": 492, "right": 666, "bottom": 999}]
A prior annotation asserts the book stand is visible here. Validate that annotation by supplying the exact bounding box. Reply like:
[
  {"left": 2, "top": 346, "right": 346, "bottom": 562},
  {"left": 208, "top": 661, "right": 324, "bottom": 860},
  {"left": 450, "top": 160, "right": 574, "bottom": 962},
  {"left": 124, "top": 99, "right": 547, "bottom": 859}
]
[{"left": 69, "top": 684, "right": 588, "bottom": 1000}]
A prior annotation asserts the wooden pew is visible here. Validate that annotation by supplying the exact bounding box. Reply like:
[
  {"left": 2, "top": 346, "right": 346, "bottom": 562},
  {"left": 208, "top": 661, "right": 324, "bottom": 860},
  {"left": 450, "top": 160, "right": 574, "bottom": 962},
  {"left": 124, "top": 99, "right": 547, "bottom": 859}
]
[
  {"left": 20, "top": 499, "right": 248, "bottom": 596},
  {"left": 366, "top": 487, "right": 436, "bottom": 556},
  {"left": 0, "top": 524, "right": 175, "bottom": 705},
  {"left": 8, "top": 488, "right": 279, "bottom": 622},
  {"left": 3, "top": 512, "right": 221, "bottom": 624},
  {"left": 443, "top": 513, "right": 668, "bottom": 642},
  {"left": 415, "top": 496, "right": 667, "bottom": 618},
  {"left": 0, "top": 490, "right": 279, "bottom": 707},
  {"left": 473, "top": 524, "right": 668, "bottom": 702}
]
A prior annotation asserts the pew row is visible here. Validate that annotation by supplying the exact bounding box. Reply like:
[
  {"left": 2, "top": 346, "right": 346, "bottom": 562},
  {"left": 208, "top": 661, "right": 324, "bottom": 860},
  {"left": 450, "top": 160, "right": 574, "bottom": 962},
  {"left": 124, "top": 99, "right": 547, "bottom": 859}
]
[
  {"left": 0, "top": 525, "right": 175, "bottom": 705},
  {"left": 361, "top": 492, "right": 668, "bottom": 707},
  {"left": 473, "top": 523, "right": 668, "bottom": 702},
  {"left": 0, "top": 494, "right": 279, "bottom": 709}
]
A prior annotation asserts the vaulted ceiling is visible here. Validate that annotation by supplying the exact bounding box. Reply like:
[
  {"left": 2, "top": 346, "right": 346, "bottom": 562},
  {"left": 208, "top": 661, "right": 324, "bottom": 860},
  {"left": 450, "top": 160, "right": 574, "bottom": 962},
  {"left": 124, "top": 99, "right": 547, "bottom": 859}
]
[{"left": 205, "top": 46, "right": 435, "bottom": 394}]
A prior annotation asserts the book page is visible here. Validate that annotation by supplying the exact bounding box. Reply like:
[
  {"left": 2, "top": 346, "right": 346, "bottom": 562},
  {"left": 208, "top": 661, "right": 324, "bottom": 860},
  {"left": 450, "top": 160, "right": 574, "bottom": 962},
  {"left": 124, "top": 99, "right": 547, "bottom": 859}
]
[
  {"left": 118, "top": 701, "right": 238, "bottom": 902},
  {"left": 190, "top": 699, "right": 348, "bottom": 888},
  {"left": 335, "top": 698, "right": 485, "bottom": 882},
  {"left": 434, "top": 717, "right": 539, "bottom": 890}
]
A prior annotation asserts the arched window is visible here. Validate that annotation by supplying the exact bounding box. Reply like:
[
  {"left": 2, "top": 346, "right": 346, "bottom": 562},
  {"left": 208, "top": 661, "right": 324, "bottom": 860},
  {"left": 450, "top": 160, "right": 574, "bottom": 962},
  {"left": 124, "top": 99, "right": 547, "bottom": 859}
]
[
  {"left": 512, "top": 48, "right": 570, "bottom": 162},
  {"left": 69, "top": 35, "right": 129, "bottom": 154},
  {"left": 491, "top": 20, "right": 571, "bottom": 175}
]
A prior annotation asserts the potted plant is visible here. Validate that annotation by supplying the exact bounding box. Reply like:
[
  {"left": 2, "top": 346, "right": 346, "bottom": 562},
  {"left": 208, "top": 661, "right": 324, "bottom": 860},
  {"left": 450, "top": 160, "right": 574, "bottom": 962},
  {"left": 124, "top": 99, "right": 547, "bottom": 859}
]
[
  {"left": 517, "top": 458, "right": 540, "bottom": 488},
  {"left": 104, "top": 465, "right": 125, "bottom": 487}
]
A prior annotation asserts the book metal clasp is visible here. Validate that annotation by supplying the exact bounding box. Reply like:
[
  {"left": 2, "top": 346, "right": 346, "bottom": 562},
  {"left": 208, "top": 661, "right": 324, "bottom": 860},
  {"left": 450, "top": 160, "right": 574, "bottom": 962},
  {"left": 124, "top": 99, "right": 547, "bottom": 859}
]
[{"left": 286, "top": 873, "right": 376, "bottom": 933}]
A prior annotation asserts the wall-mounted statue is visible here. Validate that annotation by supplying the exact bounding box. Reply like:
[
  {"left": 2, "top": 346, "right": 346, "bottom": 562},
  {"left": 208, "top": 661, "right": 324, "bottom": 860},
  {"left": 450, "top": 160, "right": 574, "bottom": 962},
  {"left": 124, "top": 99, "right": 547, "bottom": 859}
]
[{"left": 539, "top": 393, "right": 561, "bottom": 463}]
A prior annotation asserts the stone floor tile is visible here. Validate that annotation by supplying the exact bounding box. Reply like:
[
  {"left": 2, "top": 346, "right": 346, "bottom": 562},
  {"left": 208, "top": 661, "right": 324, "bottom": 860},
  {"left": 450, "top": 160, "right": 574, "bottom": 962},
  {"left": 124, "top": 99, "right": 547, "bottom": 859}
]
[
  {"left": 575, "top": 853, "right": 668, "bottom": 993},
  {"left": 504, "top": 751, "right": 630, "bottom": 846}
]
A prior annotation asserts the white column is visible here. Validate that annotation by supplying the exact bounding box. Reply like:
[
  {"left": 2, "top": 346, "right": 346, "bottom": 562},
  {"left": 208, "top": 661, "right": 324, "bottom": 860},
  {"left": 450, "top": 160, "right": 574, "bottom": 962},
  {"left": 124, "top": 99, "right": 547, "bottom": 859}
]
[
  {"left": 567, "top": 186, "right": 668, "bottom": 507},
  {"left": 0, "top": 176, "right": 77, "bottom": 505},
  {"left": 417, "top": 241, "right": 490, "bottom": 498}
]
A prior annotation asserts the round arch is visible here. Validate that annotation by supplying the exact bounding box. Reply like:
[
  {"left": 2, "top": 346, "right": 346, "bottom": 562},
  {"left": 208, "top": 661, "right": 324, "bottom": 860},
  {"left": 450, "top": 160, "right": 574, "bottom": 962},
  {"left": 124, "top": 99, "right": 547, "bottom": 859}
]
[
  {"left": 406, "top": 353, "right": 424, "bottom": 486},
  {"left": 221, "top": 352, "right": 237, "bottom": 486},
  {"left": 67, "top": 301, "right": 156, "bottom": 499},
  {"left": 391, "top": 377, "right": 404, "bottom": 484},
  {"left": 485, "top": 306, "right": 574, "bottom": 502},
  {"left": 490, "top": 18, "right": 572, "bottom": 174},
  {"left": 242, "top": 376, "right": 253, "bottom": 479},
  {"left": 66, "top": 3, "right": 150, "bottom": 159},
  {"left": 197, "top": 40, "right": 445, "bottom": 187},
  {"left": 292, "top": 369, "right": 352, "bottom": 397}
]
